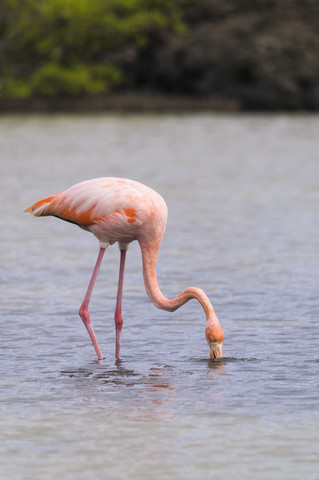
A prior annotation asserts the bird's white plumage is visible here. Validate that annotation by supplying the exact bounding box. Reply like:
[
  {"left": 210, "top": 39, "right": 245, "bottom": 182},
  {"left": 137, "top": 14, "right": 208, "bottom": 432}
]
[
  {"left": 63, "top": 177, "right": 161, "bottom": 217},
  {"left": 28, "top": 177, "right": 168, "bottom": 247}
]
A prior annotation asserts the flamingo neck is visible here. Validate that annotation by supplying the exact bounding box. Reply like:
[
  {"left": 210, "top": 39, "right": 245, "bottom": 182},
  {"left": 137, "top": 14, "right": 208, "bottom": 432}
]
[{"left": 139, "top": 239, "right": 216, "bottom": 321}]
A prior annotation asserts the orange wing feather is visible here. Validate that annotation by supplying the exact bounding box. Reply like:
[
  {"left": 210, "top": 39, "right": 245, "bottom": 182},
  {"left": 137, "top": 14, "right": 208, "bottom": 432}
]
[
  {"left": 24, "top": 193, "right": 61, "bottom": 215},
  {"left": 25, "top": 193, "right": 98, "bottom": 227}
]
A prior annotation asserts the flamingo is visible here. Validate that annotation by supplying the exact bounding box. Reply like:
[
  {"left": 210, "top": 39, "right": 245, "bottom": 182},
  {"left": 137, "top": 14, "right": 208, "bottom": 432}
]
[{"left": 25, "top": 177, "right": 224, "bottom": 360}]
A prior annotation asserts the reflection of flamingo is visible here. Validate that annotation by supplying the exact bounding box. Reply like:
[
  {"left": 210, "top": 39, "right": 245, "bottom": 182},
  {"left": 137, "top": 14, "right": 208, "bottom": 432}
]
[{"left": 25, "top": 177, "right": 224, "bottom": 360}]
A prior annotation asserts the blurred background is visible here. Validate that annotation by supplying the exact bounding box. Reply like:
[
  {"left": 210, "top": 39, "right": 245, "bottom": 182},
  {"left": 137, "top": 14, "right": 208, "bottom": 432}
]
[
  {"left": 1, "top": 0, "right": 319, "bottom": 112},
  {"left": 1, "top": 2, "right": 319, "bottom": 480}
]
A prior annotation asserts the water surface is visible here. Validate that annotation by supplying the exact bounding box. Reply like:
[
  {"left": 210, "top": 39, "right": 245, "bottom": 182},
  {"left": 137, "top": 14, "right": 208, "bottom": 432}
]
[{"left": 1, "top": 113, "right": 318, "bottom": 479}]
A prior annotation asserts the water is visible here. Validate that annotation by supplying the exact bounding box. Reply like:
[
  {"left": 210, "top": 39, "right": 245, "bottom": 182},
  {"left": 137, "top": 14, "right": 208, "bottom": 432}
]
[{"left": 1, "top": 113, "right": 318, "bottom": 479}]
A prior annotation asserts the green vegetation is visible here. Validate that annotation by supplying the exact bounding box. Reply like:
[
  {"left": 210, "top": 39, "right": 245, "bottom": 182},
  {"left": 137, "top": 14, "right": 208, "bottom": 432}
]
[
  {"left": 1, "top": 0, "right": 319, "bottom": 109},
  {"left": 0, "top": 0, "right": 186, "bottom": 99}
]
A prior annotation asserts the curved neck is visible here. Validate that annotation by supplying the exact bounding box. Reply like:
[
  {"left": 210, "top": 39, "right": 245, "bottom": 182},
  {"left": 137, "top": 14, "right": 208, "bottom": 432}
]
[{"left": 139, "top": 239, "right": 215, "bottom": 319}]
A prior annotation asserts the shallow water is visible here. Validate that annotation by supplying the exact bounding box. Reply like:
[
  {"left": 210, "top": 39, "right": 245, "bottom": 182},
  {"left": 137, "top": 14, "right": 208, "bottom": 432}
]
[{"left": 1, "top": 113, "right": 318, "bottom": 479}]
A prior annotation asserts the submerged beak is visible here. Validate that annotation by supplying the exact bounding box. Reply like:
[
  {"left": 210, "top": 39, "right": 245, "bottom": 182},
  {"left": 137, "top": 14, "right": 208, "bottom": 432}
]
[{"left": 209, "top": 341, "right": 223, "bottom": 359}]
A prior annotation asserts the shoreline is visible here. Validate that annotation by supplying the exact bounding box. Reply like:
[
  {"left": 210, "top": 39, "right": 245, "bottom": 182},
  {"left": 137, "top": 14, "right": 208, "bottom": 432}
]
[
  {"left": 1, "top": 93, "right": 317, "bottom": 114},
  {"left": 0, "top": 92, "right": 241, "bottom": 113}
]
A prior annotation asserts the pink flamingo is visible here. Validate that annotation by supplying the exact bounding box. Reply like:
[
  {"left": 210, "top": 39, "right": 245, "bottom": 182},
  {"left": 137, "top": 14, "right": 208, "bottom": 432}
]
[{"left": 25, "top": 177, "right": 224, "bottom": 360}]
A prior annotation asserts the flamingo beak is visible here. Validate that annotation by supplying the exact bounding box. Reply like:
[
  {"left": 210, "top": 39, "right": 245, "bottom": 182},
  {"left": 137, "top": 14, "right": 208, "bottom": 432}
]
[{"left": 209, "top": 340, "right": 223, "bottom": 359}]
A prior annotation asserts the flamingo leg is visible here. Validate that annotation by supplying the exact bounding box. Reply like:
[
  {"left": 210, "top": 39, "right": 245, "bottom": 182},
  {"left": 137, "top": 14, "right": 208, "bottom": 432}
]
[
  {"left": 79, "top": 246, "right": 106, "bottom": 360},
  {"left": 114, "top": 249, "right": 127, "bottom": 359}
]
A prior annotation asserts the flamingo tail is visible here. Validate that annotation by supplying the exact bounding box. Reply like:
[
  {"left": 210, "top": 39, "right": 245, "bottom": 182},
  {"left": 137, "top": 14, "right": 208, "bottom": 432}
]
[{"left": 24, "top": 193, "right": 61, "bottom": 217}]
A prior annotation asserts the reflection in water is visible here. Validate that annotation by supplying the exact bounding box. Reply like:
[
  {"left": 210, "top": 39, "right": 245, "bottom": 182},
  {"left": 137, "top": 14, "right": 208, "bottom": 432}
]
[
  {"left": 61, "top": 360, "right": 177, "bottom": 391},
  {"left": 61, "top": 361, "right": 139, "bottom": 385},
  {"left": 206, "top": 358, "right": 228, "bottom": 371},
  {"left": 61, "top": 359, "right": 182, "bottom": 421},
  {"left": 207, "top": 358, "right": 227, "bottom": 378},
  {"left": 59, "top": 355, "right": 235, "bottom": 422}
]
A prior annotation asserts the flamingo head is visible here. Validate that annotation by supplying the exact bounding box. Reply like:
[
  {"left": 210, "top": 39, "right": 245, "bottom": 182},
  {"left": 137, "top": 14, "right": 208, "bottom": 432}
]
[
  {"left": 207, "top": 338, "right": 223, "bottom": 359},
  {"left": 205, "top": 313, "right": 225, "bottom": 359}
]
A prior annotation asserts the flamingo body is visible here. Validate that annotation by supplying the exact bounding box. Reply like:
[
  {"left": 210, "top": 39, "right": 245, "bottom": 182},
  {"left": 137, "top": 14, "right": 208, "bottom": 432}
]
[
  {"left": 25, "top": 177, "right": 224, "bottom": 360},
  {"left": 26, "top": 177, "right": 167, "bottom": 247}
]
